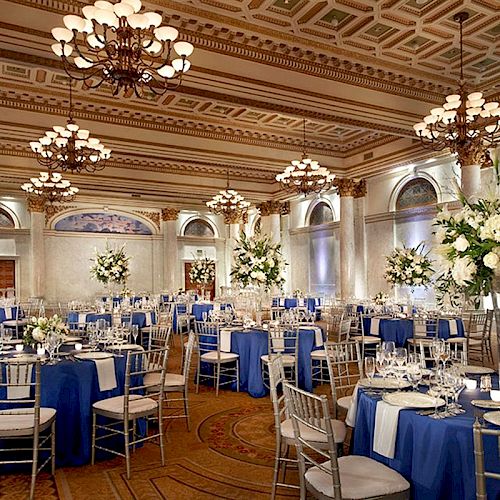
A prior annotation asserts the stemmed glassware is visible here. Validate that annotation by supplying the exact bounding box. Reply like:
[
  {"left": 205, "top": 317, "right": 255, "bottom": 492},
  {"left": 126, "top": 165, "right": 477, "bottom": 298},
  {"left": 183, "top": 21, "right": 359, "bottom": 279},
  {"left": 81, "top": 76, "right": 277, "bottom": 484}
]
[
  {"left": 44, "top": 332, "right": 59, "bottom": 365},
  {"left": 394, "top": 347, "right": 407, "bottom": 388},
  {"left": 364, "top": 357, "right": 376, "bottom": 385},
  {"left": 131, "top": 325, "right": 139, "bottom": 345},
  {"left": 428, "top": 371, "right": 445, "bottom": 419},
  {"left": 407, "top": 363, "right": 423, "bottom": 391}
]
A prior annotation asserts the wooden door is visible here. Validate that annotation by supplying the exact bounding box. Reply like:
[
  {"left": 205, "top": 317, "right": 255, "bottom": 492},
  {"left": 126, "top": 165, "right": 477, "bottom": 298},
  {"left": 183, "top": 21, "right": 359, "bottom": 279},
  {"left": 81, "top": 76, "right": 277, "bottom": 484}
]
[
  {"left": 184, "top": 262, "right": 216, "bottom": 300},
  {"left": 0, "top": 260, "right": 15, "bottom": 296}
]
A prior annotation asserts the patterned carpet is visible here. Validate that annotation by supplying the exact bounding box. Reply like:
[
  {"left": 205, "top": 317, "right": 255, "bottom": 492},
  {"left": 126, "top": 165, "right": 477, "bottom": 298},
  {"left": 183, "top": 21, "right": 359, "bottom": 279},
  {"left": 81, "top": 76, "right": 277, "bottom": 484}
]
[{"left": 0, "top": 344, "right": 301, "bottom": 499}]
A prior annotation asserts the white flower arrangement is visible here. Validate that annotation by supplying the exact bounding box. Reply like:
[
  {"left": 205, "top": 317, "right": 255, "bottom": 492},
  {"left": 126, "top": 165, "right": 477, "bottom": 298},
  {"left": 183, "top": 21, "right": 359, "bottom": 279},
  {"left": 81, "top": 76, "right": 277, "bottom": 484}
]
[
  {"left": 433, "top": 177, "right": 500, "bottom": 305},
  {"left": 189, "top": 256, "right": 216, "bottom": 286},
  {"left": 23, "top": 314, "right": 68, "bottom": 346},
  {"left": 90, "top": 244, "right": 130, "bottom": 286},
  {"left": 373, "top": 292, "right": 390, "bottom": 305},
  {"left": 384, "top": 243, "right": 433, "bottom": 289},
  {"left": 231, "top": 232, "right": 286, "bottom": 291}
]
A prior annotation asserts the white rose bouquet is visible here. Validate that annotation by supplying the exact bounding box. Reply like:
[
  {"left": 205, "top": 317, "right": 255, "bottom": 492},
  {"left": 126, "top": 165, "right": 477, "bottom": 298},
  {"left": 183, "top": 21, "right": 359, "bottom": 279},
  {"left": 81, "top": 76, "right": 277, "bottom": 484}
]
[
  {"left": 373, "top": 292, "right": 390, "bottom": 305},
  {"left": 23, "top": 314, "right": 68, "bottom": 346},
  {"left": 189, "top": 256, "right": 216, "bottom": 286},
  {"left": 231, "top": 232, "right": 286, "bottom": 291},
  {"left": 384, "top": 243, "right": 433, "bottom": 289},
  {"left": 90, "top": 244, "right": 130, "bottom": 286}
]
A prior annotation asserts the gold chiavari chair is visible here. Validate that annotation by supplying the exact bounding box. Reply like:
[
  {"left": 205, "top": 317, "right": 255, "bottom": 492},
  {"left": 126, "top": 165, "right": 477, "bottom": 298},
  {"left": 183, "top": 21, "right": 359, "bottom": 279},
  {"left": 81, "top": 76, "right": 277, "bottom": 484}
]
[
  {"left": 91, "top": 347, "right": 169, "bottom": 479},
  {"left": 283, "top": 382, "right": 410, "bottom": 500},
  {"left": 0, "top": 359, "right": 56, "bottom": 500}
]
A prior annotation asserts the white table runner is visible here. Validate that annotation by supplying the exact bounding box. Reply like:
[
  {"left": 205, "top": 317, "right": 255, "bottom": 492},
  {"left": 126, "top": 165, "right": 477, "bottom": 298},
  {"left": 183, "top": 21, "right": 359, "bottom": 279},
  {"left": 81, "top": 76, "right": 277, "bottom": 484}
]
[
  {"left": 93, "top": 358, "right": 117, "bottom": 391},
  {"left": 373, "top": 401, "right": 402, "bottom": 459},
  {"left": 220, "top": 328, "right": 238, "bottom": 352},
  {"left": 299, "top": 326, "right": 324, "bottom": 347},
  {"left": 448, "top": 319, "right": 458, "bottom": 336},
  {"left": 345, "top": 383, "right": 360, "bottom": 427},
  {"left": 6, "top": 364, "right": 33, "bottom": 399},
  {"left": 369, "top": 317, "right": 381, "bottom": 336}
]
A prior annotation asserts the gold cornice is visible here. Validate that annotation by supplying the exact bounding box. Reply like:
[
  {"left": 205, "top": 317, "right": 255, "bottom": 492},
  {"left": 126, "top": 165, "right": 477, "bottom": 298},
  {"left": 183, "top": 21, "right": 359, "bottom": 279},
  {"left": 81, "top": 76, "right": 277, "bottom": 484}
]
[
  {"left": 257, "top": 200, "right": 284, "bottom": 216},
  {"left": 353, "top": 179, "right": 367, "bottom": 198},
  {"left": 161, "top": 208, "right": 179, "bottom": 221},
  {"left": 27, "top": 196, "right": 45, "bottom": 213},
  {"left": 333, "top": 178, "right": 356, "bottom": 197}
]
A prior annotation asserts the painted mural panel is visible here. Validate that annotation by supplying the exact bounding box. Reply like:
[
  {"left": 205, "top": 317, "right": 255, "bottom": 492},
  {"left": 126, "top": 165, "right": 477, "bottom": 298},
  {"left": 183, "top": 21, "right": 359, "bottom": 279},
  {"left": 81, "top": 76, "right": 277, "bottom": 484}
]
[
  {"left": 54, "top": 212, "right": 152, "bottom": 235},
  {"left": 0, "top": 209, "right": 14, "bottom": 228}
]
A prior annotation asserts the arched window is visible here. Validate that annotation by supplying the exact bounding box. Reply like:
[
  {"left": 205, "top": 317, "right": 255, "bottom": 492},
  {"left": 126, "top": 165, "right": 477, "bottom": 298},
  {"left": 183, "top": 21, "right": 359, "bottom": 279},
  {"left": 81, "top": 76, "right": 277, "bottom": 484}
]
[
  {"left": 0, "top": 208, "right": 15, "bottom": 228},
  {"left": 396, "top": 178, "right": 437, "bottom": 211},
  {"left": 184, "top": 219, "right": 215, "bottom": 237},
  {"left": 309, "top": 202, "right": 333, "bottom": 226}
]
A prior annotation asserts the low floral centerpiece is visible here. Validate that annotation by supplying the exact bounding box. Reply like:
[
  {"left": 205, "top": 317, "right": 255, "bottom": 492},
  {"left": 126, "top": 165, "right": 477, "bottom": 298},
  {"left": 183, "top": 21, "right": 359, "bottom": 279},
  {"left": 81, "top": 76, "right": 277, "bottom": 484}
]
[
  {"left": 23, "top": 314, "right": 68, "bottom": 346},
  {"left": 373, "top": 292, "right": 390, "bottom": 305},
  {"left": 90, "top": 244, "right": 130, "bottom": 292},
  {"left": 189, "top": 256, "right": 216, "bottom": 297},
  {"left": 231, "top": 232, "right": 286, "bottom": 291},
  {"left": 384, "top": 243, "right": 433, "bottom": 289}
]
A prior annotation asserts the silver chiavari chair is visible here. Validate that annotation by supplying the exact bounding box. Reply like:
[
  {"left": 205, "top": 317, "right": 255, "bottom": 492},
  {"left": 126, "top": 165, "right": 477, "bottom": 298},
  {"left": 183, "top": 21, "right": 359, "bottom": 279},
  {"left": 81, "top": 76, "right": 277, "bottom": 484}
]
[
  {"left": 91, "top": 347, "right": 169, "bottom": 479},
  {"left": 0, "top": 359, "right": 57, "bottom": 500},
  {"left": 473, "top": 417, "right": 500, "bottom": 500},
  {"left": 282, "top": 382, "right": 410, "bottom": 500}
]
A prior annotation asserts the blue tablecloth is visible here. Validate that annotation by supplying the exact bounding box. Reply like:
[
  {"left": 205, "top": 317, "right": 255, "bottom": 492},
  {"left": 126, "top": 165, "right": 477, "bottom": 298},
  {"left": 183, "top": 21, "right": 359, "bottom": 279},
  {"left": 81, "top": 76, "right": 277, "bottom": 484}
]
[
  {"left": 0, "top": 355, "right": 127, "bottom": 467},
  {"left": 67, "top": 311, "right": 156, "bottom": 329},
  {"left": 0, "top": 306, "right": 20, "bottom": 323},
  {"left": 361, "top": 318, "right": 465, "bottom": 347},
  {"left": 353, "top": 378, "right": 500, "bottom": 499},
  {"left": 273, "top": 298, "right": 320, "bottom": 312},
  {"left": 173, "top": 303, "right": 229, "bottom": 331},
  {"left": 230, "top": 327, "right": 322, "bottom": 398}
]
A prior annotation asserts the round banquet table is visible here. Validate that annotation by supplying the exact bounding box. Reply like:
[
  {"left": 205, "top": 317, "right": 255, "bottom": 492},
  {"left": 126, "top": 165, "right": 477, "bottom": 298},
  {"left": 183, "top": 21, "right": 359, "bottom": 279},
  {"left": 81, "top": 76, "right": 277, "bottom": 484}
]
[
  {"left": 67, "top": 311, "right": 156, "bottom": 329},
  {"left": 352, "top": 378, "right": 500, "bottom": 499},
  {"left": 361, "top": 317, "right": 465, "bottom": 347},
  {"left": 0, "top": 352, "right": 128, "bottom": 467},
  {"left": 172, "top": 303, "right": 230, "bottom": 331}
]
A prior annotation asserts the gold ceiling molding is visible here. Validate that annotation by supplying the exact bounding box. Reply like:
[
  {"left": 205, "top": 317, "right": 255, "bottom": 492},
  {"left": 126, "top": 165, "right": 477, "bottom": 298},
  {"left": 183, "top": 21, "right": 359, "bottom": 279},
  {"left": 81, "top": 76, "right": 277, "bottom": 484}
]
[
  {"left": 161, "top": 208, "right": 180, "bottom": 221},
  {"left": 134, "top": 210, "right": 161, "bottom": 230},
  {"left": 45, "top": 204, "right": 76, "bottom": 225}
]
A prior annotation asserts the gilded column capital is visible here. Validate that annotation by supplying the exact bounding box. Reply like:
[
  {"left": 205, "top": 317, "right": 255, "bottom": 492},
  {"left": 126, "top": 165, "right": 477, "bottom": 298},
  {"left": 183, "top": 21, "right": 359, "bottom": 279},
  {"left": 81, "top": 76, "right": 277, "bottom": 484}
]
[
  {"left": 353, "top": 179, "right": 367, "bottom": 199},
  {"left": 280, "top": 201, "right": 290, "bottom": 216},
  {"left": 257, "top": 200, "right": 284, "bottom": 216},
  {"left": 161, "top": 207, "right": 179, "bottom": 221},
  {"left": 27, "top": 197, "right": 46, "bottom": 213},
  {"left": 333, "top": 178, "right": 356, "bottom": 197},
  {"left": 223, "top": 211, "right": 243, "bottom": 225}
]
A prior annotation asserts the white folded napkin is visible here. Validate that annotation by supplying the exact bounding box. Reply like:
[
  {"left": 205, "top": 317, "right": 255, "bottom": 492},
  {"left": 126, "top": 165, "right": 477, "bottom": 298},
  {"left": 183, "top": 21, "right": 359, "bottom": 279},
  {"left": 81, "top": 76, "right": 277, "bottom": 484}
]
[
  {"left": 4, "top": 308, "right": 14, "bottom": 320},
  {"left": 144, "top": 311, "right": 153, "bottom": 326},
  {"left": 279, "top": 298, "right": 285, "bottom": 307},
  {"left": 373, "top": 401, "right": 403, "bottom": 459},
  {"left": 93, "top": 358, "right": 117, "bottom": 391},
  {"left": 7, "top": 364, "right": 33, "bottom": 399},
  {"left": 370, "top": 317, "right": 381, "bottom": 336},
  {"left": 213, "top": 303, "right": 220, "bottom": 311},
  {"left": 220, "top": 328, "right": 234, "bottom": 352},
  {"left": 300, "top": 326, "right": 324, "bottom": 348},
  {"left": 448, "top": 319, "right": 458, "bottom": 336},
  {"left": 345, "top": 383, "right": 360, "bottom": 427},
  {"left": 78, "top": 312, "right": 88, "bottom": 324}
]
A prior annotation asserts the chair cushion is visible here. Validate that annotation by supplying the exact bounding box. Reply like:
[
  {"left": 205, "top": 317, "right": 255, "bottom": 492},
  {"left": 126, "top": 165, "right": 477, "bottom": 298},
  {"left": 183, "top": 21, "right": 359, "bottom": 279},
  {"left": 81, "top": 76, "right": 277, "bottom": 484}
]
[
  {"left": 200, "top": 351, "right": 239, "bottom": 362},
  {"left": 446, "top": 337, "right": 466, "bottom": 344},
  {"left": 144, "top": 372, "right": 186, "bottom": 389},
  {"left": 350, "top": 336, "right": 381, "bottom": 344},
  {"left": 93, "top": 394, "right": 158, "bottom": 418},
  {"left": 407, "top": 338, "right": 434, "bottom": 345},
  {"left": 281, "top": 417, "right": 346, "bottom": 444},
  {"left": 0, "top": 407, "right": 56, "bottom": 437},
  {"left": 337, "top": 395, "right": 352, "bottom": 412},
  {"left": 2, "top": 319, "right": 28, "bottom": 327},
  {"left": 261, "top": 354, "right": 295, "bottom": 366},
  {"left": 305, "top": 455, "right": 409, "bottom": 499},
  {"left": 311, "top": 350, "right": 327, "bottom": 360}
]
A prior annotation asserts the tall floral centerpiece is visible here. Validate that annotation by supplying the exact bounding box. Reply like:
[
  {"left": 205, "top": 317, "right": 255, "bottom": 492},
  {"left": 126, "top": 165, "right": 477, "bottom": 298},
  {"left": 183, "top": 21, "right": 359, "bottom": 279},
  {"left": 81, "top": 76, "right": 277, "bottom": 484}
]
[
  {"left": 189, "top": 256, "right": 216, "bottom": 299},
  {"left": 433, "top": 165, "right": 500, "bottom": 371},
  {"left": 231, "top": 232, "right": 286, "bottom": 291},
  {"left": 90, "top": 244, "right": 130, "bottom": 296},
  {"left": 384, "top": 243, "right": 433, "bottom": 303}
]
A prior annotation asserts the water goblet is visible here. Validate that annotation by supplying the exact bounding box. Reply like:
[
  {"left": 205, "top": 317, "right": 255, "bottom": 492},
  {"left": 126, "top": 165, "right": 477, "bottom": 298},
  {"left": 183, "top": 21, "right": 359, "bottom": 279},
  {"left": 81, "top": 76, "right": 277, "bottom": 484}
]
[
  {"left": 131, "top": 325, "right": 139, "bottom": 345},
  {"left": 364, "top": 357, "right": 376, "bottom": 386},
  {"left": 407, "top": 364, "right": 422, "bottom": 391}
]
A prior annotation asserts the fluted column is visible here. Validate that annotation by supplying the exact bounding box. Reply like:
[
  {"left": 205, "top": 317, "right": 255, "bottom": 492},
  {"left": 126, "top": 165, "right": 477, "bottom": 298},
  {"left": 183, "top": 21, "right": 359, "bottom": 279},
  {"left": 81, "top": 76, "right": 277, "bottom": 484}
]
[
  {"left": 334, "top": 178, "right": 356, "bottom": 300},
  {"left": 280, "top": 202, "right": 291, "bottom": 293},
  {"left": 257, "top": 201, "right": 283, "bottom": 244},
  {"left": 224, "top": 212, "right": 242, "bottom": 286},
  {"left": 28, "top": 198, "right": 46, "bottom": 299},
  {"left": 161, "top": 208, "right": 179, "bottom": 292},
  {"left": 353, "top": 180, "right": 368, "bottom": 299}
]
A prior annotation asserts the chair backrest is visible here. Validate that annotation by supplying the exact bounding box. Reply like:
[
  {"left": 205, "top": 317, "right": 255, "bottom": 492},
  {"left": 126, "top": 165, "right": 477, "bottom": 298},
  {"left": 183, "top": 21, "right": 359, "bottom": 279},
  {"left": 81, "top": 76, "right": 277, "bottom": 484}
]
[
  {"left": 124, "top": 347, "right": 169, "bottom": 419},
  {"left": 338, "top": 318, "right": 352, "bottom": 343},
  {"left": 473, "top": 418, "right": 500, "bottom": 500},
  {"left": 268, "top": 324, "right": 299, "bottom": 357},
  {"left": 194, "top": 320, "right": 222, "bottom": 360},
  {"left": 325, "top": 341, "right": 361, "bottom": 416},
  {"left": 149, "top": 325, "right": 172, "bottom": 349},
  {"left": 267, "top": 355, "right": 287, "bottom": 436},
  {"left": 182, "top": 332, "right": 196, "bottom": 379},
  {"left": 282, "top": 382, "right": 341, "bottom": 500},
  {"left": 413, "top": 313, "right": 439, "bottom": 339},
  {"left": 466, "top": 312, "right": 488, "bottom": 337}
]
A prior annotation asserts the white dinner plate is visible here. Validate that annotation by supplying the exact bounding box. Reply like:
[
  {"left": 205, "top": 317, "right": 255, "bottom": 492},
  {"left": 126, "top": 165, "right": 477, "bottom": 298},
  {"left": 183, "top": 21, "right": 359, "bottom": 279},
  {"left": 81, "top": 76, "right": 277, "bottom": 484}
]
[
  {"left": 3, "top": 354, "right": 39, "bottom": 363},
  {"left": 465, "top": 365, "right": 495, "bottom": 375},
  {"left": 359, "top": 377, "right": 410, "bottom": 390},
  {"left": 483, "top": 411, "right": 500, "bottom": 426},
  {"left": 0, "top": 345, "right": 13, "bottom": 350},
  {"left": 108, "top": 344, "right": 143, "bottom": 351},
  {"left": 472, "top": 400, "right": 500, "bottom": 410},
  {"left": 74, "top": 352, "right": 113, "bottom": 360},
  {"left": 2, "top": 339, "right": 20, "bottom": 345},
  {"left": 383, "top": 391, "right": 445, "bottom": 409},
  {"left": 63, "top": 336, "right": 82, "bottom": 343}
]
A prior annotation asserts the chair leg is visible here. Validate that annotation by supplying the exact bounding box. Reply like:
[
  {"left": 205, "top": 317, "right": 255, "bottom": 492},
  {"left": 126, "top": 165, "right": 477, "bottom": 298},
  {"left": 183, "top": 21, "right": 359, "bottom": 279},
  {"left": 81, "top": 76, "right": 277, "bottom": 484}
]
[
  {"left": 271, "top": 433, "right": 282, "bottom": 500},
  {"left": 51, "top": 421, "right": 56, "bottom": 475},
  {"left": 124, "top": 419, "right": 131, "bottom": 480},
  {"left": 91, "top": 411, "right": 96, "bottom": 465},
  {"left": 236, "top": 359, "right": 240, "bottom": 392},
  {"left": 216, "top": 362, "right": 221, "bottom": 397},
  {"left": 29, "top": 435, "right": 38, "bottom": 500},
  {"left": 184, "top": 386, "right": 190, "bottom": 431},
  {"left": 196, "top": 357, "right": 200, "bottom": 394},
  {"left": 158, "top": 408, "right": 165, "bottom": 466}
]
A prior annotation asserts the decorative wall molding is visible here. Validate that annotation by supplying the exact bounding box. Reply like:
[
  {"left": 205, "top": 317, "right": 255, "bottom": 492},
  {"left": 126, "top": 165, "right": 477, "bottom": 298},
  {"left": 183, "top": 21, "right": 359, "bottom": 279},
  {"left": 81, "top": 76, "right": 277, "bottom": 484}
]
[
  {"left": 133, "top": 210, "right": 161, "bottom": 230},
  {"left": 161, "top": 208, "right": 180, "bottom": 222}
]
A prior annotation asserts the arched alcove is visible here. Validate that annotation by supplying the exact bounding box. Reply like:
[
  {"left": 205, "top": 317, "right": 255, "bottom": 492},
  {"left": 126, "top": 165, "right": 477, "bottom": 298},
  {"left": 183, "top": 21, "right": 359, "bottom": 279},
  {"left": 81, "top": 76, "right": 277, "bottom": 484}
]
[
  {"left": 181, "top": 216, "right": 218, "bottom": 238},
  {"left": 0, "top": 207, "right": 15, "bottom": 228},
  {"left": 307, "top": 200, "right": 334, "bottom": 226},
  {"left": 389, "top": 174, "right": 440, "bottom": 212}
]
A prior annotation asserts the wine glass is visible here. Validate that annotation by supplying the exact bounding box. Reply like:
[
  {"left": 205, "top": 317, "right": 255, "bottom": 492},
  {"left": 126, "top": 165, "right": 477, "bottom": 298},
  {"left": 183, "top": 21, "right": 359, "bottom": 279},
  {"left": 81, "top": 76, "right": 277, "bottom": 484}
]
[
  {"left": 376, "top": 350, "right": 389, "bottom": 380},
  {"left": 364, "top": 357, "right": 376, "bottom": 385},
  {"left": 428, "top": 372, "right": 444, "bottom": 419},
  {"left": 131, "top": 325, "right": 139, "bottom": 345},
  {"left": 407, "top": 364, "right": 422, "bottom": 391}
]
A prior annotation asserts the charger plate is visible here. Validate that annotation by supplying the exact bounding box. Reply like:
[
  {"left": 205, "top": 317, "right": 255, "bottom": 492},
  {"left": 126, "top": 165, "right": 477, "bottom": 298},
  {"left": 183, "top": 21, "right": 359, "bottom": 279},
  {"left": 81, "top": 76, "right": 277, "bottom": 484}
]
[
  {"left": 483, "top": 411, "right": 500, "bottom": 426},
  {"left": 74, "top": 352, "right": 113, "bottom": 360},
  {"left": 359, "top": 378, "right": 410, "bottom": 390},
  {"left": 383, "top": 391, "right": 445, "bottom": 409}
]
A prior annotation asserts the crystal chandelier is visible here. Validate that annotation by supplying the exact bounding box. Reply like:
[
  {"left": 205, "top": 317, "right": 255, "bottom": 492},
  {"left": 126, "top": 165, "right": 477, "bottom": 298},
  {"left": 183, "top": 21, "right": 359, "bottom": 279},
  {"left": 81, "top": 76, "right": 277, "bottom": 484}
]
[
  {"left": 276, "top": 119, "right": 335, "bottom": 196},
  {"left": 29, "top": 80, "right": 111, "bottom": 174},
  {"left": 413, "top": 12, "right": 500, "bottom": 168},
  {"left": 50, "top": 0, "right": 194, "bottom": 97},
  {"left": 21, "top": 172, "right": 79, "bottom": 205},
  {"left": 206, "top": 170, "right": 250, "bottom": 224}
]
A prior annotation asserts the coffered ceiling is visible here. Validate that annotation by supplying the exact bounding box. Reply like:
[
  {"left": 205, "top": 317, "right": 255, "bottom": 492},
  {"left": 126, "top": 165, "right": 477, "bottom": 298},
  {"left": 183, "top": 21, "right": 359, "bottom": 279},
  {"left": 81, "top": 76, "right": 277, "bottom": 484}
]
[{"left": 0, "top": 0, "right": 498, "bottom": 207}]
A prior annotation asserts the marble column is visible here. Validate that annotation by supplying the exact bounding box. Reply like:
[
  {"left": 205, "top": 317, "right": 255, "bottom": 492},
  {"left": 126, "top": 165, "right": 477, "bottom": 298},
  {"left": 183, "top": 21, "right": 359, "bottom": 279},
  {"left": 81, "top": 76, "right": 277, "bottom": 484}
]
[
  {"left": 334, "top": 178, "right": 356, "bottom": 300},
  {"left": 279, "top": 202, "right": 291, "bottom": 293},
  {"left": 161, "top": 208, "right": 179, "bottom": 292},
  {"left": 353, "top": 180, "right": 368, "bottom": 299},
  {"left": 257, "top": 201, "right": 283, "bottom": 244},
  {"left": 28, "top": 198, "right": 46, "bottom": 299},
  {"left": 224, "top": 212, "right": 242, "bottom": 287},
  {"left": 461, "top": 164, "right": 481, "bottom": 198}
]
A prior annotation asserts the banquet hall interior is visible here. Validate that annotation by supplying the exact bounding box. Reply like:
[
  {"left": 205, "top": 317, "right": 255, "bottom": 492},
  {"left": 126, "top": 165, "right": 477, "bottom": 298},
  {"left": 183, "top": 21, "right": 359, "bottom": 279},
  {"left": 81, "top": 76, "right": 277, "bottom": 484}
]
[{"left": 0, "top": 0, "right": 499, "bottom": 498}]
